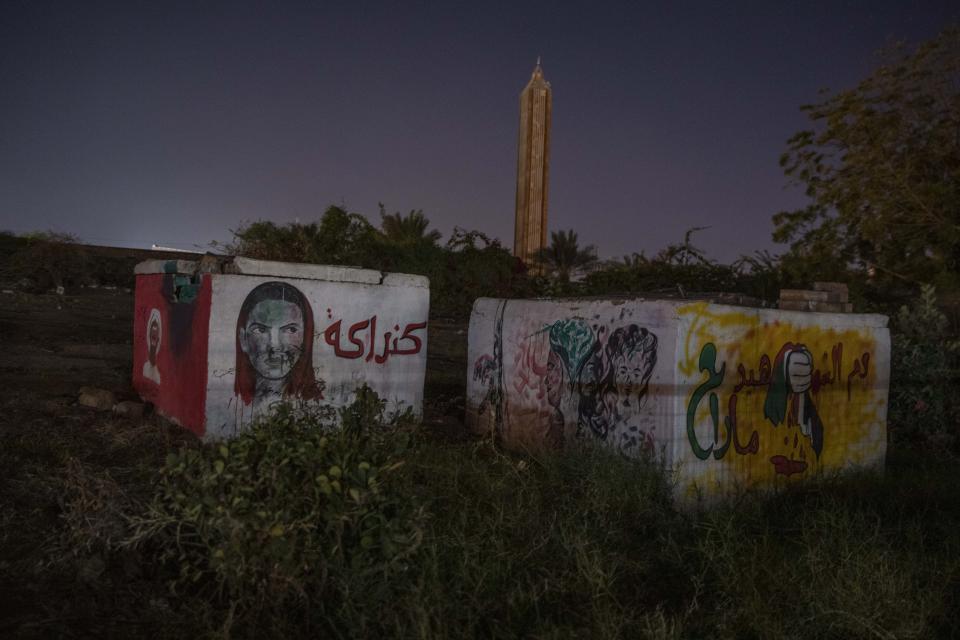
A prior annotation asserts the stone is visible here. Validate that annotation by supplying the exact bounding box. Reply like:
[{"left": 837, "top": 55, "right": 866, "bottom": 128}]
[
  {"left": 812, "top": 282, "right": 849, "bottom": 303},
  {"left": 113, "top": 400, "right": 145, "bottom": 419},
  {"left": 779, "top": 300, "right": 853, "bottom": 313},
  {"left": 43, "top": 397, "right": 71, "bottom": 414},
  {"left": 779, "top": 289, "right": 830, "bottom": 303},
  {"left": 78, "top": 387, "right": 116, "bottom": 411},
  {"left": 813, "top": 281, "right": 849, "bottom": 293}
]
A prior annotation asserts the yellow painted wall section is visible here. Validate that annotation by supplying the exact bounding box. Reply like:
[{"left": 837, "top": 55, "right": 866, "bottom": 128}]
[{"left": 676, "top": 303, "right": 889, "bottom": 498}]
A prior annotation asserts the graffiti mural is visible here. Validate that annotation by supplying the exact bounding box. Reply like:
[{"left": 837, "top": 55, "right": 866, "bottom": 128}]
[
  {"left": 467, "top": 297, "right": 889, "bottom": 497},
  {"left": 466, "top": 299, "right": 673, "bottom": 455},
  {"left": 142, "top": 308, "right": 163, "bottom": 385},
  {"left": 678, "top": 302, "right": 889, "bottom": 495},
  {"left": 134, "top": 259, "right": 430, "bottom": 439},
  {"left": 133, "top": 272, "right": 213, "bottom": 434},
  {"left": 206, "top": 273, "right": 429, "bottom": 439}
]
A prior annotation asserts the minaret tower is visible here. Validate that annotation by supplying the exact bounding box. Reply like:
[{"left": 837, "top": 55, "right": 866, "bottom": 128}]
[{"left": 513, "top": 58, "right": 552, "bottom": 272}]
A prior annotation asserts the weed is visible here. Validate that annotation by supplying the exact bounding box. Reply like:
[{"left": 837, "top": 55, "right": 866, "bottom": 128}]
[{"left": 126, "top": 399, "right": 425, "bottom": 636}]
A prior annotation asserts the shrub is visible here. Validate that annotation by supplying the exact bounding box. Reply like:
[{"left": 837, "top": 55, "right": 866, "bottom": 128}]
[
  {"left": 888, "top": 284, "right": 960, "bottom": 448},
  {"left": 2, "top": 230, "right": 88, "bottom": 290},
  {"left": 127, "top": 395, "right": 425, "bottom": 635}
]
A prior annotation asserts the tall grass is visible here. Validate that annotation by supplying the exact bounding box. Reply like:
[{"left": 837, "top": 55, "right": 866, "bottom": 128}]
[{"left": 3, "top": 400, "right": 958, "bottom": 638}]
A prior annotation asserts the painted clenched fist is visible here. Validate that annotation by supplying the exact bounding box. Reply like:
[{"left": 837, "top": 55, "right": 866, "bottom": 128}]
[{"left": 786, "top": 348, "right": 812, "bottom": 394}]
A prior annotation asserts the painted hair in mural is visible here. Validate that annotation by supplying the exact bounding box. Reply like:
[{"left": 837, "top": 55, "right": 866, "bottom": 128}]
[
  {"left": 542, "top": 318, "right": 597, "bottom": 447},
  {"left": 470, "top": 311, "right": 661, "bottom": 454},
  {"left": 578, "top": 325, "right": 658, "bottom": 449},
  {"left": 235, "top": 281, "right": 322, "bottom": 406},
  {"left": 142, "top": 308, "right": 162, "bottom": 385}
]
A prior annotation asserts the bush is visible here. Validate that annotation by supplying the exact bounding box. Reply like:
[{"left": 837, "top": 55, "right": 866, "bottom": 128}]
[
  {"left": 888, "top": 284, "right": 960, "bottom": 448},
  {"left": 227, "top": 210, "right": 538, "bottom": 319},
  {"left": 127, "top": 395, "right": 425, "bottom": 635},
  {"left": 2, "top": 231, "right": 88, "bottom": 290}
]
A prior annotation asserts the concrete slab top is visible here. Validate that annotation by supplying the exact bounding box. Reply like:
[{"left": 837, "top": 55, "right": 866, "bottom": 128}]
[
  {"left": 134, "top": 259, "right": 199, "bottom": 275},
  {"left": 471, "top": 296, "right": 888, "bottom": 327},
  {"left": 134, "top": 256, "right": 429, "bottom": 288}
]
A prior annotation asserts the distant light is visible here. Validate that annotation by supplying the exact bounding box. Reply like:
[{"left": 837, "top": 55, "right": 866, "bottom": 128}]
[{"left": 151, "top": 244, "right": 195, "bottom": 253}]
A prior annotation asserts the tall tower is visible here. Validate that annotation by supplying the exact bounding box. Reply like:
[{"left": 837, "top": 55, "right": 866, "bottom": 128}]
[{"left": 513, "top": 59, "right": 552, "bottom": 272}]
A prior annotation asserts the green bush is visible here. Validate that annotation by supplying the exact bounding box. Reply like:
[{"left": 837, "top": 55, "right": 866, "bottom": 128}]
[
  {"left": 889, "top": 284, "right": 960, "bottom": 448},
  {"left": 127, "top": 397, "right": 424, "bottom": 635},
  {"left": 2, "top": 231, "right": 88, "bottom": 290},
  {"left": 227, "top": 209, "right": 538, "bottom": 319}
]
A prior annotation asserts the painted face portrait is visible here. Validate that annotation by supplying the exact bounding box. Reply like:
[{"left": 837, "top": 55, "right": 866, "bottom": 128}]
[
  {"left": 239, "top": 298, "right": 305, "bottom": 380},
  {"left": 234, "top": 281, "right": 321, "bottom": 406},
  {"left": 613, "top": 347, "right": 656, "bottom": 398},
  {"left": 608, "top": 325, "right": 657, "bottom": 402},
  {"left": 544, "top": 350, "right": 564, "bottom": 408},
  {"left": 577, "top": 324, "right": 658, "bottom": 441},
  {"left": 141, "top": 308, "right": 163, "bottom": 385},
  {"left": 147, "top": 310, "right": 162, "bottom": 365}
]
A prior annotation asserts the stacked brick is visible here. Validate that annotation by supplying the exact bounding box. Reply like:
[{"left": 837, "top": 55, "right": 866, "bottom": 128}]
[{"left": 778, "top": 282, "right": 852, "bottom": 313}]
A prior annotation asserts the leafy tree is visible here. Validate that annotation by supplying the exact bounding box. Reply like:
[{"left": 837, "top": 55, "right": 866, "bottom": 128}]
[
  {"left": 228, "top": 206, "right": 381, "bottom": 267},
  {"left": 228, "top": 209, "right": 538, "bottom": 319},
  {"left": 653, "top": 226, "right": 712, "bottom": 266},
  {"left": 535, "top": 229, "right": 598, "bottom": 282},
  {"left": 581, "top": 231, "right": 788, "bottom": 303},
  {"left": 774, "top": 26, "right": 960, "bottom": 291},
  {"left": 379, "top": 206, "right": 442, "bottom": 247}
]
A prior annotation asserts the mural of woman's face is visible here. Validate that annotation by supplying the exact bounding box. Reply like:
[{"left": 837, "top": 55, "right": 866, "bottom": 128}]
[
  {"left": 544, "top": 350, "right": 564, "bottom": 407},
  {"left": 239, "top": 299, "right": 305, "bottom": 380},
  {"left": 148, "top": 318, "right": 161, "bottom": 364}
]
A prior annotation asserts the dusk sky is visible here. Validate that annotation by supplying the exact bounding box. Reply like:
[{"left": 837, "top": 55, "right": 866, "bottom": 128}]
[{"left": 1, "top": 1, "right": 956, "bottom": 262}]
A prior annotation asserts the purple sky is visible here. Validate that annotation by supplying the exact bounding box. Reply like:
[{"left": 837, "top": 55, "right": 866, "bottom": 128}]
[{"left": 1, "top": 1, "right": 956, "bottom": 262}]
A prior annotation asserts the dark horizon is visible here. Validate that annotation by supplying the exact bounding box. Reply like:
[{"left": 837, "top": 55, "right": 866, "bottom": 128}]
[{"left": 1, "top": 1, "right": 956, "bottom": 262}]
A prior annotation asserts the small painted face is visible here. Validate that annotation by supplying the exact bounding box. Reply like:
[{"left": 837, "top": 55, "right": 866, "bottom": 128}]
[
  {"left": 544, "top": 351, "right": 564, "bottom": 407},
  {"left": 148, "top": 319, "right": 161, "bottom": 363},
  {"left": 240, "top": 300, "right": 305, "bottom": 380},
  {"left": 614, "top": 351, "right": 652, "bottom": 397}
]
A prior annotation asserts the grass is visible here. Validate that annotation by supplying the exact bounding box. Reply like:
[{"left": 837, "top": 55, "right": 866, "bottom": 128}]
[{"left": 1, "top": 399, "right": 958, "bottom": 639}]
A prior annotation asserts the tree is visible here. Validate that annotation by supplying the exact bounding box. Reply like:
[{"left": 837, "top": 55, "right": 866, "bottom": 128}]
[
  {"left": 379, "top": 206, "right": 442, "bottom": 246},
  {"left": 536, "top": 229, "right": 598, "bottom": 282},
  {"left": 774, "top": 26, "right": 960, "bottom": 290},
  {"left": 229, "top": 206, "right": 380, "bottom": 267},
  {"left": 653, "top": 226, "right": 712, "bottom": 266}
]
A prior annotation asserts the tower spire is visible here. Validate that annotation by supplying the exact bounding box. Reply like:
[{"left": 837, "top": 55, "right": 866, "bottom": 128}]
[{"left": 513, "top": 61, "right": 552, "bottom": 273}]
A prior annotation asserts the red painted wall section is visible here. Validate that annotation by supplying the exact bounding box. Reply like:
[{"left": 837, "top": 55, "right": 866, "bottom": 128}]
[{"left": 133, "top": 273, "right": 212, "bottom": 436}]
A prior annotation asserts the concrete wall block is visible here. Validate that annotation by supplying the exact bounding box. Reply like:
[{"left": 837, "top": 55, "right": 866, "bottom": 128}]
[
  {"left": 467, "top": 297, "right": 889, "bottom": 500},
  {"left": 466, "top": 297, "right": 677, "bottom": 457},
  {"left": 381, "top": 272, "right": 430, "bottom": 289},
  {"left": 133, "top": 262, "right": 429, "bottom": 439},
  {"left": 675, "top": 302, "right": 888, "bottom": 500}
]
